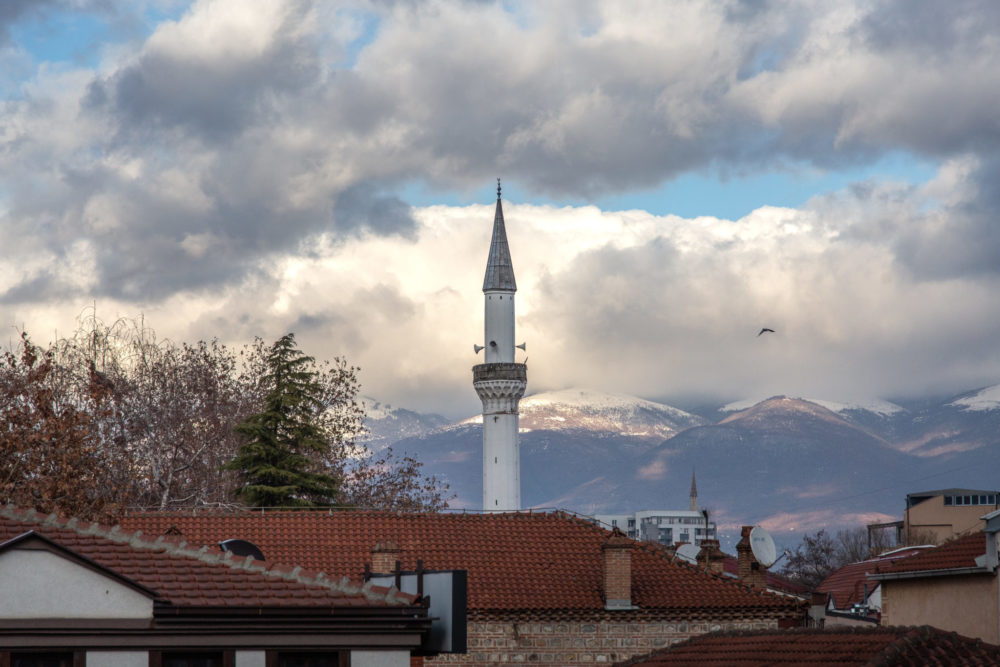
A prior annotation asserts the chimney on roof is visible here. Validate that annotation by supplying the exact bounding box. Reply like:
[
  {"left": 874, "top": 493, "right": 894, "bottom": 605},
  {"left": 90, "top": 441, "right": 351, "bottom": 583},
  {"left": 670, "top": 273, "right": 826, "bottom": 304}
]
[
  {"left": 371, "top": 541, "right": 400, "bottom": 574},
  {"left": 696, "top": 538, "right": 726, "bottom": 575},
  {"left": 602, "top": 528, "right": 636, "bottom": 610},
  {"left": 983, "top": 510, "right": 1000, "bottom": 571},
  {"left": 736, "top": 525, "right": 767, "bottom": 589}
]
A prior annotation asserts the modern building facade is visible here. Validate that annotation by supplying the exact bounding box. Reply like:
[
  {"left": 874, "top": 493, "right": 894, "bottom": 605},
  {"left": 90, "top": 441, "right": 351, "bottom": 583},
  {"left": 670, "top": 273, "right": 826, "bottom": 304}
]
[
  {"left": 595, "top": 473, "right": 717, "bottom": 547},
  {"left": 472, "top": 181, "right": 526, "bottom": 512},
  {"left": 904, "top": 488, "right": 999, "bottom": 544},
  {"left": 870, "top": 508, "right": 1000, "bottom": 644},
  {"left": 594, "top": 510, "right": 718, "bottom": 547}
]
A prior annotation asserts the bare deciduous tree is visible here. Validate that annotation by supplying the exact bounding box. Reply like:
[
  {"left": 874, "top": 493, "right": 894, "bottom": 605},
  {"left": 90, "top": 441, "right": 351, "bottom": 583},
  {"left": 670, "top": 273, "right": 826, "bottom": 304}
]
[{"left": 2, "top": 313, "right": 449, "bottom": 517}]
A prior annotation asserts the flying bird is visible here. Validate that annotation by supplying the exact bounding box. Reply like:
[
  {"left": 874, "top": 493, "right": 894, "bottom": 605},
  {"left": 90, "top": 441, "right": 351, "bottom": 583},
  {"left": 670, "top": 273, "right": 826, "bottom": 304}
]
[{"left": 757, "top": 328, "right": 775, "bottom": 336}]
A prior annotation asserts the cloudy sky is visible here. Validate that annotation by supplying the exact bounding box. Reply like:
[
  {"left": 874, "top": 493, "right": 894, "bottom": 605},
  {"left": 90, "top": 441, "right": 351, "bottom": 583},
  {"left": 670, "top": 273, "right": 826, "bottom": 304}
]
[{"left": 2, "top": 0, "right": 1000, "bottom": 418}]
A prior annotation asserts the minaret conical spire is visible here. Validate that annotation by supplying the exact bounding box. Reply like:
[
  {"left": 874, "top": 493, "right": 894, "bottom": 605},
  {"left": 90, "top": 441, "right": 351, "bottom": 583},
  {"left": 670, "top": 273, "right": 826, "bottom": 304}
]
[
  {"left": 690, "top": 469, "right": 698, "bottom": 511},
  {"left": 483, "top": 178, "right": 517, "bottom": 292}
]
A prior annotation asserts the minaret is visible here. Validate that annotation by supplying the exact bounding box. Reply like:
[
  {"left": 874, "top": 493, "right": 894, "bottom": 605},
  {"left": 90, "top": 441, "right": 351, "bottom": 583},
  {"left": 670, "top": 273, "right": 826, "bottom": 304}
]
[
  {"left": 473, "top": 180, "right": 527, "bottom": 511},
  {"left": 689, "top": 469, "right": 698, "bottom": 511}
]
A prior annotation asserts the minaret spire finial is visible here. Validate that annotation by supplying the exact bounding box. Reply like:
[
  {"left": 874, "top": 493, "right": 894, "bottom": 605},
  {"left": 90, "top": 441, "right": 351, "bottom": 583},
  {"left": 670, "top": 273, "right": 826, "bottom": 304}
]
[
  {"left": 690, "top": 469, "right": 698, "bottom": 511},
  {"left": 497, "top": 177, "right": 501, "bottom": 199}
]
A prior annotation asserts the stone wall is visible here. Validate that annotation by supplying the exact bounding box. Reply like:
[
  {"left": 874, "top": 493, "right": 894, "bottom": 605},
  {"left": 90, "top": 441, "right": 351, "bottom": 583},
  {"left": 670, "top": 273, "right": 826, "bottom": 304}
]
[{"left": 424, "top": 617, "right": 780, "bottom": 665}]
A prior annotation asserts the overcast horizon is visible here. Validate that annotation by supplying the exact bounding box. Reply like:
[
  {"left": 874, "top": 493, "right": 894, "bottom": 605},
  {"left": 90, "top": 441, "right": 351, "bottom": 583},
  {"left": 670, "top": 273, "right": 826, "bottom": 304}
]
[{"left": 3, "top": 1, "right": 1000, "bottom": 419}]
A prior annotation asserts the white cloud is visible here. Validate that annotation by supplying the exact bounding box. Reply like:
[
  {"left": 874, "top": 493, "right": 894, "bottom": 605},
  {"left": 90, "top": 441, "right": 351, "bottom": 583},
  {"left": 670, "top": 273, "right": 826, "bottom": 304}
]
[{"left": 3, "top": 1, "right": 1000, "bottom": 414}]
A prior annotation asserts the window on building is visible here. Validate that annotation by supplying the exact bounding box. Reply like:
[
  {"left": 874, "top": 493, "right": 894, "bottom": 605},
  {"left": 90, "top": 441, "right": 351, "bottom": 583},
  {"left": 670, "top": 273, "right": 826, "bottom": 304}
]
[
  {"left": 12, "top": 654, "right": 75, "bottom": 667},
  {"left": 162, "top": 653, "right": 224, "bottom": 667},
  {"left": 946, "top": 494, "right": 999, "bottom": 506},
  {"left": 278, "top": 652, "right": 341, "bottom": 667},
  {"left": 627, "top": 519, "right": 635, "bottom": 528}
]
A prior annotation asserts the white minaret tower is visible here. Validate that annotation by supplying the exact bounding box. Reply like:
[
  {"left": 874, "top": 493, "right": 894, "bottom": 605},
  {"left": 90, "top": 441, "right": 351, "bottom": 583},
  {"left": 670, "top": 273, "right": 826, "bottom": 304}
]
[{"left": 473, "top": 179, "right": 527, "bottom": 511}]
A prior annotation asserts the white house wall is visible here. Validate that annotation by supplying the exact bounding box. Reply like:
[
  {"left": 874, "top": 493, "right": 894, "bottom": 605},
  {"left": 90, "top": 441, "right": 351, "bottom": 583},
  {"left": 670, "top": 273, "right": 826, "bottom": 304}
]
[
  {"left": 0, "top": 549, "right": 152, "bottom": 619},
  {"left": 86, "top": 652, "right": 147, "bottom": 667},
  {"left": 236, "top": 651, "right": 267, "bottom": 667},
  {"left": 351, "top": 650, "right": 410, "bottom": 667}
]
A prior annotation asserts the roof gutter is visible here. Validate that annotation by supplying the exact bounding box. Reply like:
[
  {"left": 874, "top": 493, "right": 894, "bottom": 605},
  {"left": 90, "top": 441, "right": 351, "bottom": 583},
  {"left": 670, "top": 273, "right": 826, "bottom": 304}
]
[{"left": 868, "top": 566, "right": 993, "bottom": 582}]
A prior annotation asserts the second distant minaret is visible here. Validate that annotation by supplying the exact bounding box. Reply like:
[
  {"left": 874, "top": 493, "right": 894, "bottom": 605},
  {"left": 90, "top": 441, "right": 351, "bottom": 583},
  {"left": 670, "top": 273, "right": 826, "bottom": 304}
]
[
  {"left": 690, "top": 470, "right": 698, "bottom": 511},
  {"left": 473, "top": 180, "right": 527, "bottom": 511}
]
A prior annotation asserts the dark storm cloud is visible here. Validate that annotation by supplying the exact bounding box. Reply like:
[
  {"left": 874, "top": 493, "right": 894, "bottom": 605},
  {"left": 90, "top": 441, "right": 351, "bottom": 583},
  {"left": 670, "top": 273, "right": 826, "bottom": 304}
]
[
  {"left": 85, "top": 3, "right": 320, "bottom": 143},
  {"left": 859, "top": 0, "right": 1000, "bottom": 54},
  {"left": 333, "top": 183, "right": 415, "bottom": 237},
  {"left": 0, "top": 271, "right": 79, "bottom": 305},
  {"left": 0, "top": 1, "right": 53, "bottom": 42},
  {"left": 7, "top": 0, "right": 1000, "bottom": 310},
  {"left": 893, "top": 158, "right": 1000, "bottom": 280}
]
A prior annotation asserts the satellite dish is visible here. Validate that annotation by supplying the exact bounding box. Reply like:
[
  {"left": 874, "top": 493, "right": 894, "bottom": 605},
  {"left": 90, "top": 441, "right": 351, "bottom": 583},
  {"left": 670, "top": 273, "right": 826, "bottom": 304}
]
[
  {"left": 749, "top": 526, "right": 777, "bottom": 568},
  {"left": 219, "top": 538, "right": 266, "bottom": 562},
  {"left": 675, "top": 543, "right": 700, "bottom": 564}
]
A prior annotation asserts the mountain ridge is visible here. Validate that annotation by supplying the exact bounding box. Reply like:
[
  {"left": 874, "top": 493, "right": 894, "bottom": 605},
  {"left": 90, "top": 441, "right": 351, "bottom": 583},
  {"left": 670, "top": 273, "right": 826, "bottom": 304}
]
[{"left": 365, "top": 385, "right": 1000, "bottom": 533}]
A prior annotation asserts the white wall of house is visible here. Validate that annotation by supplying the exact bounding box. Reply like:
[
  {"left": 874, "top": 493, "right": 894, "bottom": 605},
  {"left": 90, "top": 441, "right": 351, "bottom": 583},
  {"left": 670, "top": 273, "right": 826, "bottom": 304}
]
[
  {"left": 86, "top": 652, "right": 147, "bottom": 667},
  {"left": 0, "top": 549, "right": 152, "bottom": 619},
  {"left": 236, "top": 651, "right": 267, "bottom": 667},
  {"left": 351, "top": 650, "right": 410, "bottom": 667}
]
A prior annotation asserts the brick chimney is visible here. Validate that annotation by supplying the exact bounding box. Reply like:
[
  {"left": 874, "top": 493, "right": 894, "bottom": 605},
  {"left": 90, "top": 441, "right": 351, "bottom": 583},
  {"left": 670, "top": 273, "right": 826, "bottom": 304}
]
[
  {"left": 602, "top": 528, "right": 636, "bottom": 609},
  {"left": 371, "top": 541, "right": 400, "bottom": 574},
  {"left": 736, "top": 526, "right": 767, "bottom": 589},
  {"left": 696, "top": 538, "right": 726, "bottom": 575}
]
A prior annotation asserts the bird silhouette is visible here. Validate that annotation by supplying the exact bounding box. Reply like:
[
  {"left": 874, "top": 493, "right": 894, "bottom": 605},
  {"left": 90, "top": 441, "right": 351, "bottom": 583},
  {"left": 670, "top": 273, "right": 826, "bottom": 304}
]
[{"left": 757, "top": 328, "right": 775, "bottom": 336}]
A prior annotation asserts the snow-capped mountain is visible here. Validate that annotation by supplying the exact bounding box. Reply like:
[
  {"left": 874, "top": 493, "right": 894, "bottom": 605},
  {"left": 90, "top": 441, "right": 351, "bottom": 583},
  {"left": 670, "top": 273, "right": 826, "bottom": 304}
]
[
  {"left": 948, "top": 384, "right": 1000, "bottom": 412},
  {"left": 455, "top": 388, "right": 706, "bottom": 440},
  {"left": 367, "top": 386, "right": 1000, "bottom": 533},
  {"left": 722, "top": 395, "right": 905, "bottom": 418},
  {"left": 358, "top": 397, "right": 449, "bottom": 451},
  {"left": 519, "top": 389, "right": 707, "bottom": 439}
]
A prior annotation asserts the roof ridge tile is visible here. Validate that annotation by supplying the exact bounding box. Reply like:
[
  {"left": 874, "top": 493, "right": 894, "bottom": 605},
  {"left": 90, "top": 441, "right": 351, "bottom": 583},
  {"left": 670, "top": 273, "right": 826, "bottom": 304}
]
[{"left": 0, "top": 504, "right": 413, "bottom": 606}]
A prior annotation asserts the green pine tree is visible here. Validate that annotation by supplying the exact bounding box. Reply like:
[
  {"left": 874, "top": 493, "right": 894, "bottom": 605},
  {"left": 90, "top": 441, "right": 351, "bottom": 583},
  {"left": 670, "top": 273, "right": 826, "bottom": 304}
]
[{"left": 225, "top": 333, "right": 342, "bottom": 507}]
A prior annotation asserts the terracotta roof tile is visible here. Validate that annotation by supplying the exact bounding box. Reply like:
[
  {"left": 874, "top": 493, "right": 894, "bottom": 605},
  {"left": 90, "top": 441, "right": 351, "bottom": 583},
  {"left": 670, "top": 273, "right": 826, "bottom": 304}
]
[
  {"left": 122, "top": 510, "right": 803, "bottom": 617},
  {"left": 614, "top": 626, "right": 1000, "bottom": 666},
  {"left": 817, "top": 547, "right": 929, "bottom": 609},
  {"left": 0, "top": 505, "right": 413, "bottom": 609},
  {"left": 875, "top": 533, "right": 986, "bottom": 576}
]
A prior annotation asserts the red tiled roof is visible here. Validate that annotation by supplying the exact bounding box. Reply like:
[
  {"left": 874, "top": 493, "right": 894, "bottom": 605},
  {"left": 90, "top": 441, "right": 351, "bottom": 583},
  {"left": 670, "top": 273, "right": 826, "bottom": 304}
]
[
  {"left": 0, "top": 506, "right": 413, "bottom": 609},
  {"left": 816, "top": 548, "right": 928, "bottom": 609},
  {"left": 875, "top": 533, "right": 986, "bottom": 576},
  {"left": 613, "top": 626, "right": 1000, "bottom": 666},
  {"left": 122, "top": 510, "right": 804, "bottom": 618}
]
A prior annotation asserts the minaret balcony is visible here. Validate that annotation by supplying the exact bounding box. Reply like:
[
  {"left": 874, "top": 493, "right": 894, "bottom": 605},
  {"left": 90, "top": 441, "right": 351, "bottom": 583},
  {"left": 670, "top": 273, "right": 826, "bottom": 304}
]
[{"left": 472, "top": 363, "right": 527, "bottom": 384}]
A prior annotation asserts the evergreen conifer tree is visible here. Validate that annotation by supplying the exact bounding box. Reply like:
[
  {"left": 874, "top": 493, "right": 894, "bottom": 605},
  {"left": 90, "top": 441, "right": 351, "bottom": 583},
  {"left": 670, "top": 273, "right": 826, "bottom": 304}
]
[{"left": 226, "top": 333, "right": 342, "bottom": 507}]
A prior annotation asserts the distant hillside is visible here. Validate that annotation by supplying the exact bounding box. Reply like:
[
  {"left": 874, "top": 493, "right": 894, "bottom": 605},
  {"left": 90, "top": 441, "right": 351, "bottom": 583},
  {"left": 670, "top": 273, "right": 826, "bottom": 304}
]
[
  {"left": 358, "top": 397, "right": 449, "bottom": 451},
  {"left": 366, "top": 387, "right": 1000, "bottom": 534}
]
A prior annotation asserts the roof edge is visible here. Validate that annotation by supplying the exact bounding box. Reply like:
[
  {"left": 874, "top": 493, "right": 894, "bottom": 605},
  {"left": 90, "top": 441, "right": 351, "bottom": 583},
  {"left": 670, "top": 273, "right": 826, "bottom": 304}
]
[
  {"left": 868, "top": 566, "right": 993, "bottom": 581},
  {"left": 0, "top": 504, "right": 414, "bottom": 606}
]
